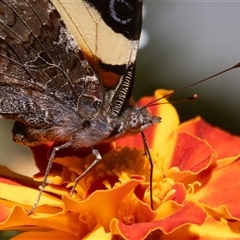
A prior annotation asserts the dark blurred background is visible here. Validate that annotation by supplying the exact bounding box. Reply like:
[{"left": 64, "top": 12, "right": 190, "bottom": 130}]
[
  {"left": 1, "top": 1, "right": 240, "bottom": 176},
  {"left": 135, "top": 1, "right": 240, "bottom": 134}
]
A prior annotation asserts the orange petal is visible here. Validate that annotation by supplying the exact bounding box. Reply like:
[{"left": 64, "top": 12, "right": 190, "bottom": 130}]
[
  {"left": 0, "top": 166, "right": 38, "bottom": 189},
  {"left": 62, "top": 177, "right": 155, "bottom": 231},
  {"left": 192, "top": 156, "right": 240, "bottom": 219},
  {"left": 0, "top": 203, "right": 11, "bottom": 222},
  {"left": 110, "top": 201, "right": 206, "bottom": 239},
  {"left": 0, "top": 205, "right": 80, "bottom": 235},
  {"left": 189, "top": 216, "right": 240, "bottom": 239},
  {"left": 160, "top": 216, "right": 240, "bottom": 239},
  {"left": 0, "top": 182, "right": 62, "bottom": 210},
  {"left": 179, "top": 117, "right": 240, "bottom": 159},
  {"left": 84, "top": 224, "right": 112, "bottom": 239},
  {"left": 12, "top": 230, "right": 78, "bottom": 240},
  {"left": 169, "top": 132, "right": 216, "bottom": 173}
]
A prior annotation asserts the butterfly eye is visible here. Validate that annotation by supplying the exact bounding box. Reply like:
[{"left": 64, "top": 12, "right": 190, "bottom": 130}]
[{"left": 128, "top": 113, "right": 139, "bottom": 129}]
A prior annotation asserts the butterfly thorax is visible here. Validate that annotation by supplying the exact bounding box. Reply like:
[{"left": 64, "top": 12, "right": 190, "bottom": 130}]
[
  {"left": 13, "top": 103, "right": 160, "bottom": 149},
  {"left": 71, "top": 105, "right": 161, "bottom": 148}
]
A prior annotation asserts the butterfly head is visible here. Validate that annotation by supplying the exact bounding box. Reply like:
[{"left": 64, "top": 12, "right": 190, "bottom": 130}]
[{"left": 115, "top": 106, "right": 161, "bottom": 138}]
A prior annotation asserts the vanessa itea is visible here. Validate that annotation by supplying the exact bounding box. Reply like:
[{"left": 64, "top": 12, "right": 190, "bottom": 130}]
[{"left": 0, "top": 0, "right": 160, "bottom": 213}]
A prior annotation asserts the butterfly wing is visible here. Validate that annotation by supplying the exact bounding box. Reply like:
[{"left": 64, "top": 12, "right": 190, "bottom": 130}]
[
  {"left": 51, "top": 0, "right": 143, "bottom": 118},
  {"left": 0, "top": 0, "right": 102, "bottom": 128},
  {"left": 0, "top": 0, "right": 143, "bottom": 146}
]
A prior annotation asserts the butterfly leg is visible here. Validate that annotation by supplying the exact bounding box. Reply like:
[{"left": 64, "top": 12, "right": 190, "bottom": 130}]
[
  {"left": 141, "top": 132, "right": 154, "bottom": 210},
  {"left": 27, "top": 140, "right": 73, "bottom": 215},
  {"left": 70, "top": 148, "right": 102, "bottom": 196}
]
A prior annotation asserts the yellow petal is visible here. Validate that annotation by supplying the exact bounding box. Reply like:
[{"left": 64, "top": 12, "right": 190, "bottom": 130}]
[{"left": 11, "top": 230, "right": 78, "bottom": 240}]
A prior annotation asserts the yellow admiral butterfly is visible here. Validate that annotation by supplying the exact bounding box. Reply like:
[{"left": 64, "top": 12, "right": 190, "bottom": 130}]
[{"left": 0, "top": 0, "right": 160, "bottom": 213}]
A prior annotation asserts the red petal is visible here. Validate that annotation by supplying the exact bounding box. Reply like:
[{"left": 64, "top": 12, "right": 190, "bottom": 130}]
[
  {"left": 179, "top": 117, "right": 240, "bottom": 159},
  {"left": 111, "top": 201, "right": 206, "bottom": 239},
  {"left": 30, "top": 143, "right": 55, "bottom": 172},
  {"left": 0, "top": 177, "right": 21, "bottom": 186},
  {"left": 193, "top": 156, "right": 240, "bottom": 219},
  {"left": 134, "top": 183, "right": 149, "bottom": 201},
  {"left": 30, "top": 143, "right": 113, "bottom": 172},
  {"left": 85, "top": 176, "right": 119, "bottom": 197},
  {"left": 167, "top": 182, "right": 187, "bottom": 204},
  {"left": 170, "top": 132, "right": 215, "bottom": 173},
  {"left": 0, "top": 166, "right": 38, "bottom": 189},
  {"left": 0, "top": 203, "right": 11, "bottom": 223}
]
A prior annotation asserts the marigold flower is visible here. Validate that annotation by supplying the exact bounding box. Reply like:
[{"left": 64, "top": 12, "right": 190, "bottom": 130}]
[{"left": 1, "top": 89, "right": 240, "bottom": 239}]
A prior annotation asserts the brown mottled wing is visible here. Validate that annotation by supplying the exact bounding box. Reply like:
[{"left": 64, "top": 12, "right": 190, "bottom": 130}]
[
  {"left": 51, "top": 0, "right": 143, "bottom": 119},
  {"left": 0, "top": 0, "right": 102, "bottom": 127}
]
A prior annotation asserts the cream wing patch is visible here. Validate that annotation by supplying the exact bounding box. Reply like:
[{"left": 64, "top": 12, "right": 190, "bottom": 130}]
[{"left": 51, "top": 0, "right": 133, "bottom": 66}]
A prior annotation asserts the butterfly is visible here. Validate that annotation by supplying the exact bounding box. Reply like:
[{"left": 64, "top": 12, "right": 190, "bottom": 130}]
[{"left": 0, "top": 0, "right": 160, "bottom": 213}]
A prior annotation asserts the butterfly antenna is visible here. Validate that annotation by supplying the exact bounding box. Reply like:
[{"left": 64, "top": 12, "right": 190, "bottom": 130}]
[
  {"left": 145, "top": 62, "right": 240, "bottom": 108},
  {"left": 149, "top": 93, "right": 198, "bottom": 108}
]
